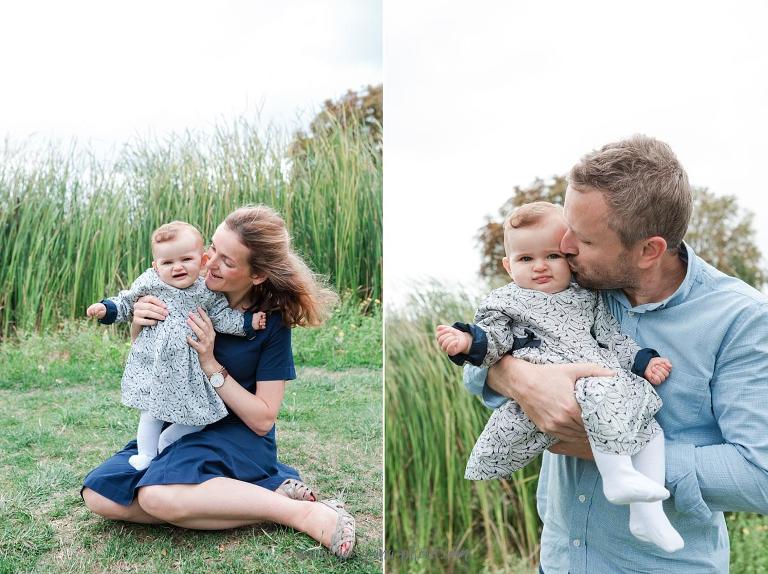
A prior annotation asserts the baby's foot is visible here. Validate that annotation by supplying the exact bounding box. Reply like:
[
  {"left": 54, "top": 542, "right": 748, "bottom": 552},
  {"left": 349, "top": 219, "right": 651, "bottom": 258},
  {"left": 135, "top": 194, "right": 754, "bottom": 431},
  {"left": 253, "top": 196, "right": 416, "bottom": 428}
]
[
  {"left": 435, "top": 325, "right": 472, "bottom": 356},
  {"left": 603, "top": 471, "right": 669, "bottom": 504},
  {"left": 128, "top": 454, "right": 154, "bottom": 471},
  {"left": 630, "top": 504, "right": 685, "bottom": 552},
  {"left": 251, "top": 311, "right": 267, "bottom": 331}
]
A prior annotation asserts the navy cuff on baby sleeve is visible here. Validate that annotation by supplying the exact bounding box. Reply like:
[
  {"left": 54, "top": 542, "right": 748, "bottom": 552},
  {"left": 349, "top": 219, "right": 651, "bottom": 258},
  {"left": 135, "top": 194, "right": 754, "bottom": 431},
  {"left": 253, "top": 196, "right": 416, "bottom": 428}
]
[
  {"left": 448, "top": 322, "right": 488, "bottom": 366},
  {"left": 243, "top": 311, "right": 257, "bottom": 339},
  {"left": 99, "top": 300, "right": 118, "bottom": 325},
  {"left": 632, "top": 348, "right": 660, "bottom": 377}
]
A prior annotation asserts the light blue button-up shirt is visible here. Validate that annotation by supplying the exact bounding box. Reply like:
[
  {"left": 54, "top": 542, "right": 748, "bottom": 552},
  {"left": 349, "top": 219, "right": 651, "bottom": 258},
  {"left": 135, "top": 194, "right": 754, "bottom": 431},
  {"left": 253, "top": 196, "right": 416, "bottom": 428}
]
[{"left": 464, "top": 243, "right": 768, "bottom": 573}]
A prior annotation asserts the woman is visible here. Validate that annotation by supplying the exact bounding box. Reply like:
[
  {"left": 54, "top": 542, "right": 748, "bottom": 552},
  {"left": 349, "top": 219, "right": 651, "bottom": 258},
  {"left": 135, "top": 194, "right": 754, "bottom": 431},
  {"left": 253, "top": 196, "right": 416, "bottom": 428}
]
[{"left": 81, "top": 205, "right": 355, "bottom": 559}]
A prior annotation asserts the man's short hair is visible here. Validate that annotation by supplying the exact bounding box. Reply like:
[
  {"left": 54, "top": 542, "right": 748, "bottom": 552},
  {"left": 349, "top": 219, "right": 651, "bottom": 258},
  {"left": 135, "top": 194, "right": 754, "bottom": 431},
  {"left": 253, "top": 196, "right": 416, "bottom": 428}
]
[
  {"left": 568, "top": 134, "right": 692, "bottom": 249},
  {"left": 503, "top": 201, "right": 563, "bottom": 254},
  {"left": 151, "top": 221, "right": 203, "bottom": 249}
]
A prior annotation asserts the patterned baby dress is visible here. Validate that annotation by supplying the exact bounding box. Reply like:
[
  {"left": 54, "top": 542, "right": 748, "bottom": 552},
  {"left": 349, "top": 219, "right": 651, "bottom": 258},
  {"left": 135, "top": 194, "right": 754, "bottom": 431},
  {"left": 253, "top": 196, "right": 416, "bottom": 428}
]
[
  {"left": 100, "top": 268, "right": 253, "bottom": 426},
  {"left": 455, "top": 282, "right": 663, "bottom": 480}
]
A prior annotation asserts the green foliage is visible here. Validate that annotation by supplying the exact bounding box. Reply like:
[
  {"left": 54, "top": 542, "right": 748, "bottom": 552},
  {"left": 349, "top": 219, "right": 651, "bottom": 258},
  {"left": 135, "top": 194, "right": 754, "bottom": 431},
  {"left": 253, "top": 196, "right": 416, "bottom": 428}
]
[
  {"left": 292, "top": 293, "right": 382, "bottom": 369},
  {"left": 385, "top": 287, "right": 541, "bottom": 573},
  {"left": 0, "top": 113, "right": 382, "bottom": 337},
  {"left": 476, "top": 176, "right": 766, "bottom": 289},
  {"left": 291, "top": 85, "right": 382, "bottom": 156}
]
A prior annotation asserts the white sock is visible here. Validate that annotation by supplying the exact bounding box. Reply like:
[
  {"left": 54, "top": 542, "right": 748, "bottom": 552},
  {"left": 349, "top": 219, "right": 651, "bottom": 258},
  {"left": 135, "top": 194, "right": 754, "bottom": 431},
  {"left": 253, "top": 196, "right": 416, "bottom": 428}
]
[
  {"left": 129, "top": 411, "right": 164, "bottom": 471},
  {"left": 157, "top": 423, "right": 206, "bottom": 454},
  {"left": 628, "top": 432, "right": 684, "bottom": 552},
  {"left": 593, "top": 443, "right": 669, "bottom": 504}
]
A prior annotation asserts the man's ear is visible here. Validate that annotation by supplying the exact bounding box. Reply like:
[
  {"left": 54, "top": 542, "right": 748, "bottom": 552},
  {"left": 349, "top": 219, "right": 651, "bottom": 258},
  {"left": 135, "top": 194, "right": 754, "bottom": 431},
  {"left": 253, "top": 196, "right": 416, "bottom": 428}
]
[
  {"left": 637, "top": 236, "right": 668, "bottom": 269},
  {"left": 201, "top": 253, "right": 209, "bottom": 267}
]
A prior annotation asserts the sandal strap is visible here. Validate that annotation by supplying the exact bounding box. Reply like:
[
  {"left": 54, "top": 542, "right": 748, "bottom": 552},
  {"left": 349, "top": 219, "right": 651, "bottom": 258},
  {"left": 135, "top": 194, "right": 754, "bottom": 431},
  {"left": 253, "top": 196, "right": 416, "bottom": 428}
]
[
  {"left": 320, "top": 499, "right": 356, "bottom": 559},
  {"left": 278, "top": 479, "right": 315, "bottom": 501}
]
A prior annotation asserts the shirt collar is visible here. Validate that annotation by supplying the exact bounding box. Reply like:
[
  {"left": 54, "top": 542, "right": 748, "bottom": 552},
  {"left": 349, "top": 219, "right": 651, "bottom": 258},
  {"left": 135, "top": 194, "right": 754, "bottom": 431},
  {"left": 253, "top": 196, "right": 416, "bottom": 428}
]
[{"left": 606, "top": 242, "right": 697, "bottom": 313}]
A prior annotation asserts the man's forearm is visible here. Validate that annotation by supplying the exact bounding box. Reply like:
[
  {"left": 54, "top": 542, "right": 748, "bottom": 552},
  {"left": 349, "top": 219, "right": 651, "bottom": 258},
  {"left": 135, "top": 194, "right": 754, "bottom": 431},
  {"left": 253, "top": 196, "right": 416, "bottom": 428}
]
[{"left": 667, "top": 441, "right": 768, "bottom": 518}]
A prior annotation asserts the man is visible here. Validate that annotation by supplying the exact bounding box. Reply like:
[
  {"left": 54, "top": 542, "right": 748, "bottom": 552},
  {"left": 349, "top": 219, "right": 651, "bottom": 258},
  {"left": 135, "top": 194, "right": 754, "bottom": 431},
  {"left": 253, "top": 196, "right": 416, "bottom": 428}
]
[{"left": 465, "top": 135, "right": 768, "bottom": 573}]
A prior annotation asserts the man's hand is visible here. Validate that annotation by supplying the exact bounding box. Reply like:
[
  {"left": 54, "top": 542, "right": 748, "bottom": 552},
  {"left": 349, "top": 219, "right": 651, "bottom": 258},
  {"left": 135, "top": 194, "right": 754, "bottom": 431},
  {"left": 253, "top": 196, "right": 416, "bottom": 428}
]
[
  {"left": 549, "top": 437, "right": 594, "bottom": 461},
  {"left": 645, "top": 356, "right": 672, "bottom": 386},
  {"left": 487, "top": 356, "right": 616, "bottom": 441},
  {"left": 86, "top": 303, "right": 106, "bottom": 319}
]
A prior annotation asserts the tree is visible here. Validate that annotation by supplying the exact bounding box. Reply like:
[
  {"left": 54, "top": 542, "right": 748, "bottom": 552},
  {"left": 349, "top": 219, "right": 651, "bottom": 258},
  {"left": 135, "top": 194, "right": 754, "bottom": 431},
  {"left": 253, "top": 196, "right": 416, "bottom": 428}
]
[
  {"left": 290, "top": 84, "right": 382, "bottom": 156},
  {"left": 477, "top": 176, "right": 766, "bottom": 289}
]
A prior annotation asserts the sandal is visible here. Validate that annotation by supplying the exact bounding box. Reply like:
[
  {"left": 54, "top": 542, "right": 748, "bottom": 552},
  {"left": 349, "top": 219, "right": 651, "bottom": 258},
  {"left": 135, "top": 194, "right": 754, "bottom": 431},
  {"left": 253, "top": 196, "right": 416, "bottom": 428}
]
[
  {"left": 277, "top": 478, "right": 316, "bottom": 502},
  {"left": 319, "top": 499, "right": 356, "bottom": 560}
]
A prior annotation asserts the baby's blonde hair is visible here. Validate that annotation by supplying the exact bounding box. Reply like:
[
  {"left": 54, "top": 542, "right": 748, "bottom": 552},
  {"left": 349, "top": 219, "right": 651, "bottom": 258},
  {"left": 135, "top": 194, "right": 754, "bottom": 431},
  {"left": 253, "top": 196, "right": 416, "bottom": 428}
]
[
  {"left": 503, "top": 202, "right": 564, "bottom": 254},
  {"left": 150, "top": 221, "right": 204, "bottom": 246},
  {"left": 151, "top": 221, "right": 204, "bottom": 253}
]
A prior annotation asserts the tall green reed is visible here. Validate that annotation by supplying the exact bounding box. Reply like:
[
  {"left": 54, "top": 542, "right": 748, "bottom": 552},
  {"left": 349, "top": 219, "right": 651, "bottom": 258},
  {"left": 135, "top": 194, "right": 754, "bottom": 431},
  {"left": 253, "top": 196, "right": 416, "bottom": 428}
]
[
  {"left": 385, "top": 287, "right": 541, "bottom": 574},
  {"left": 0, "top": 116, "right": 381, "bottom": 337}
]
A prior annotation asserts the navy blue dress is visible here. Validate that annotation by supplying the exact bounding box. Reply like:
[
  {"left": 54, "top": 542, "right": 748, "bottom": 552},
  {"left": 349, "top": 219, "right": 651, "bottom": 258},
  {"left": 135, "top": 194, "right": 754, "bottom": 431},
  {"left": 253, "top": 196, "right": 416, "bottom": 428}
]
[{"left": 82, "top": 312, "right": 300, "bottom": 506}]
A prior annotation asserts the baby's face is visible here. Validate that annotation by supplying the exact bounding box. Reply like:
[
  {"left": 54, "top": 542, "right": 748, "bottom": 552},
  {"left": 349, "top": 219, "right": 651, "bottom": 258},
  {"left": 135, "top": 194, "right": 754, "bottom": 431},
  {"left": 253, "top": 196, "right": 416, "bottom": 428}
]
[
  {"left": 503, "top": 215, "right": 572, "bottom": 294},
  {"left": 152, "top": 231, "right": 205, "bottom": 289}
]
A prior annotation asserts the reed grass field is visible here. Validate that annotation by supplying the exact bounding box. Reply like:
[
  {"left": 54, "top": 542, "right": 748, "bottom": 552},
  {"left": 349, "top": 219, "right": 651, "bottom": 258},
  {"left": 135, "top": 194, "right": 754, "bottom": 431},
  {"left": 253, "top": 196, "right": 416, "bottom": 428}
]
[
  {"left": 385, "top": 287, "right": 768, "bottom": 574},
  {"left": 0, "top": 115, "right": 382, "bottom": 337},
  {"left": 385, "top": 288, "right": 541, "bottom": 574}
]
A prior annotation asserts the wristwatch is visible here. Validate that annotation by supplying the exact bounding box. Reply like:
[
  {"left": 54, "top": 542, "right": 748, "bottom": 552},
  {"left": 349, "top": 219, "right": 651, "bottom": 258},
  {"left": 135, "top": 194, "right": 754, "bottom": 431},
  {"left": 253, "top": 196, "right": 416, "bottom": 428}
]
[{"left": 208, "top": 365, "right": 229, "bottom": 388}]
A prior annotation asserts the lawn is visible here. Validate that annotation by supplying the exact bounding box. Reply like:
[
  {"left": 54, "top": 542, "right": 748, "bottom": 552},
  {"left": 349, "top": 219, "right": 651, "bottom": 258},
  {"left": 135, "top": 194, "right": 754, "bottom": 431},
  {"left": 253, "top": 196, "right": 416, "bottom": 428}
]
[{"left": 0, "top": 321, "right": 382, "bottom": 574}]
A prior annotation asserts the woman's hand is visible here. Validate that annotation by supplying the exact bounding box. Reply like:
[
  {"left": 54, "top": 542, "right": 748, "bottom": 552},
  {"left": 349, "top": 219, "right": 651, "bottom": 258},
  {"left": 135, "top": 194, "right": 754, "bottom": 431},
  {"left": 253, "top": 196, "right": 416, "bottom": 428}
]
[
  {"left": 133, "top": 296, "right": 169, "bottom": 326},
  {"left": 187, "top": 307, "right": 218, "bottom": 373},
  {"left": 131, "top": 296, "right": 168, "bottom": 341}
]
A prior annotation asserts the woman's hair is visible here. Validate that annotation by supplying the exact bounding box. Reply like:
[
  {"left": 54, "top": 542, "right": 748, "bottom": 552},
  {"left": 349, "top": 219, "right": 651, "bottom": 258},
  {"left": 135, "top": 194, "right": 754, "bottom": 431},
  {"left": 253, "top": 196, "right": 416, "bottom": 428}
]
[{"left": 224, "top": 205, "right": 338, "bottom": 327}]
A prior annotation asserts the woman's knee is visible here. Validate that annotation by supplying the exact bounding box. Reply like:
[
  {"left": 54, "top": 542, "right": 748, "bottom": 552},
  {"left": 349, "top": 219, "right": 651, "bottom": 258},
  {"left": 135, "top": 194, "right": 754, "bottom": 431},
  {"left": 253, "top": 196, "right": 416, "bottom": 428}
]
[
  {"left": 137, "top": 485, "right": 185, "bottom": 522},
  {"left": 82, "top": 488, "right": 131, "bottom": 520}
]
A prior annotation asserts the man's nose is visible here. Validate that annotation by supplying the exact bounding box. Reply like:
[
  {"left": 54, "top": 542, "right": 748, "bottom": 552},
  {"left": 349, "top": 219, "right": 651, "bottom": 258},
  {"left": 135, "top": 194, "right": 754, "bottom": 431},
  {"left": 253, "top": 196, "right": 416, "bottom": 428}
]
[{"left": 560, "top": 229, "right": 578, "bottom": 255}]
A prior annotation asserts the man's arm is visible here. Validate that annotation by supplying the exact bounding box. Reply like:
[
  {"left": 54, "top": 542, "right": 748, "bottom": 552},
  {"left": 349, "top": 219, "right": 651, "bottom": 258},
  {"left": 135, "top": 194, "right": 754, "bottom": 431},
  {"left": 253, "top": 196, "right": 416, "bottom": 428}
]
[
  {"left": 463, "top": 354, "right": 614, "bottom": 440},
  {"left": 666, "top": 305, "right": 768, "bottom": 518}
]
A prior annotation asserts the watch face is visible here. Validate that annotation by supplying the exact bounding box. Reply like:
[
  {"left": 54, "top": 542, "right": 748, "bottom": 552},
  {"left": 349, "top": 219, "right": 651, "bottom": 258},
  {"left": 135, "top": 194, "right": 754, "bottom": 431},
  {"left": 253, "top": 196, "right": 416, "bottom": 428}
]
[{"left": 210, "top": 373, "right": 225, "bottom": 388}]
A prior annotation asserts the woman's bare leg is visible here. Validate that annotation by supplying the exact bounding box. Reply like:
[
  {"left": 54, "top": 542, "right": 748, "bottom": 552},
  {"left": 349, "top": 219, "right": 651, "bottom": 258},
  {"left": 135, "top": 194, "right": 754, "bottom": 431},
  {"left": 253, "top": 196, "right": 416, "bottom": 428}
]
[
  {"left": 137, "top": 478, "right": 352, "bottom": 553},
  {"left": 82, "top": 487, "right": 165, "bottom": 524}
]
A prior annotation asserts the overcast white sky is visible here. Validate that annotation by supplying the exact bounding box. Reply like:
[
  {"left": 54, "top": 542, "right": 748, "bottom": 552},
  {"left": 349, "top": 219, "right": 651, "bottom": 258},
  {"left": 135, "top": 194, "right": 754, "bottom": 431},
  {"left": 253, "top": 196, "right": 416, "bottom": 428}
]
[
  {"left": 0, "top": 0, "right": 381, "bottom": 155},
  {"left": 385, "top": 0, "right": 768, "bottom": 306}
]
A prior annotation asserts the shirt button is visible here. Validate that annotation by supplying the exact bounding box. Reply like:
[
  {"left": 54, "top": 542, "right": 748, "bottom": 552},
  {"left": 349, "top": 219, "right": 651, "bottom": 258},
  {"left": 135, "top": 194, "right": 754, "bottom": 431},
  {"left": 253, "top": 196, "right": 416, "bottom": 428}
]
[
  {"left": 627, "top": 310, "right": 635, "bottom": 317},
  {"left": 573, "top": 539, "right": 581, "bottom": 547},
  {"left": 578, "top": 494, "right": 586, "bottom": 503}
]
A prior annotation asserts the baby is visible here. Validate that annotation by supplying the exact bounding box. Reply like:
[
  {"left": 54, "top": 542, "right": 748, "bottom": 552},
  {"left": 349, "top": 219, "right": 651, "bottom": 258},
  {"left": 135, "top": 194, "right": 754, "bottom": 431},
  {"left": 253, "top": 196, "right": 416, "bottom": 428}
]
[
  {"left": 436, "top": 202, "right": 683, "bottom": 553},
  {"left": 87, "top": 221, "right": 266, "bottom": 471}
]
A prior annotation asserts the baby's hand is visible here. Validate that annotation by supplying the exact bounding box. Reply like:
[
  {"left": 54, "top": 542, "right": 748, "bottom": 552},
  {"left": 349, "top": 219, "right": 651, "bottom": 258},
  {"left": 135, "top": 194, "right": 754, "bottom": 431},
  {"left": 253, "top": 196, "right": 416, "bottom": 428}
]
[
  {"left": 435, "top": 324, "right": 473, "bottom": 356},
  {"left": 251, "top": 311, "right": 267, "bottom": 331},
  {"left": 86, "top": 303, "right": 107, "bottom": 319},
  {"left": 645, "top": 357, "right": 672, "bottom": 386}
]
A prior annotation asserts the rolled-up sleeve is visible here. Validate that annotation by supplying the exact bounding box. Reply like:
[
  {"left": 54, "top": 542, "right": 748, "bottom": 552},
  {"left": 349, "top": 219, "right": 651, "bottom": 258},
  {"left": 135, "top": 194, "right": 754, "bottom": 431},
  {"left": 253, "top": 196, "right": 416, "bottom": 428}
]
[{"left": 463, "top": 364, "right": 507, "bottom": 409}]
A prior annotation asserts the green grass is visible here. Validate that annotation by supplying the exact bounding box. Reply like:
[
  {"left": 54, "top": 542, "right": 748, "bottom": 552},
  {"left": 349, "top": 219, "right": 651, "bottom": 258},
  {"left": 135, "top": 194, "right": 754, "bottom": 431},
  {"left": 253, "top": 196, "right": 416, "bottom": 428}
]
[
  {"left": 0, "top": 114, "right": 382, "bottom": 338},
  {"left": 292, "top": 294, "right": 382, "bottom": 369},
  {"left": 385, "top": 286, "right": 768, "bottom": 573},
  {"left": 0, "top": 320, "right": 382, "bottom": 573}
]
